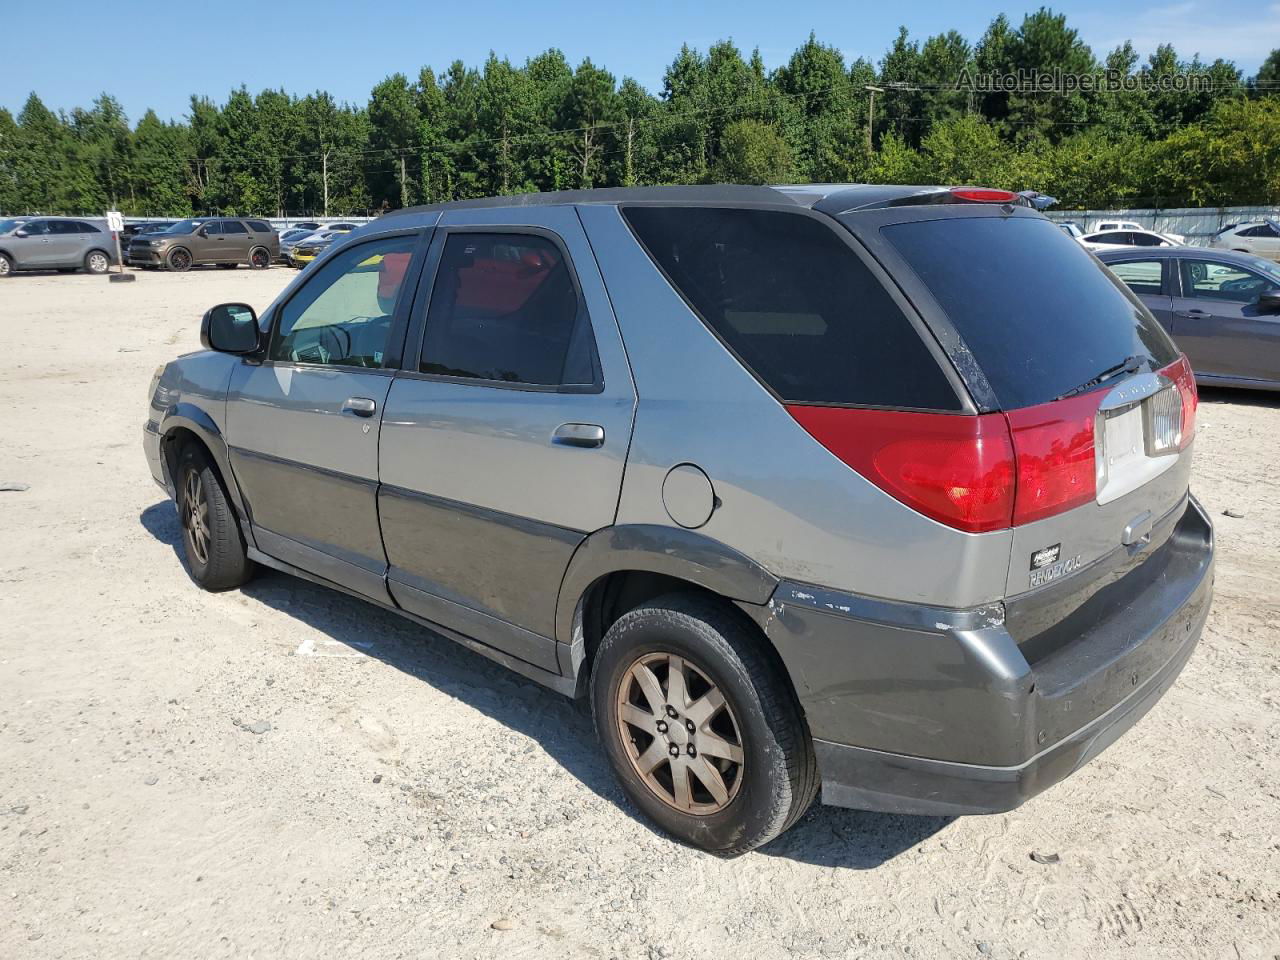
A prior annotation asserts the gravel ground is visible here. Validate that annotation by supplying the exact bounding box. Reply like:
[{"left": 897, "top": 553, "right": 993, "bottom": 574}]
[{"left": 1, "top": 268, "right": 1278, "bottom": 960}]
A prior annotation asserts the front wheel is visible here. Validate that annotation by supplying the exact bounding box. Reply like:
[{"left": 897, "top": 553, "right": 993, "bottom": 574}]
[
  {"left": 84, "top": 250, "right": 111, "bottom": 274},
  {"left": 166, "top": 248, "right": 193, "bottom": 272},
  {"left": 176, "top": 445, "right": 254, "bottom": 591},
  {"left": 591, "top": 594, "right": 818, "bottom": 855},
  {"left": 0, "top": 253, "right": 11, "bottom": 277}
]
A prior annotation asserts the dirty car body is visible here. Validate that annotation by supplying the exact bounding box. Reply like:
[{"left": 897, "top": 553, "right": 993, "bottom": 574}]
[{"left": 144, "top": 184, "right": 1213, "bottom": 848}]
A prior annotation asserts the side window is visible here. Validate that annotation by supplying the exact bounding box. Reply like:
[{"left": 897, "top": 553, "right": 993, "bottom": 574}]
[
  {"left": 246, "top": 220, "right": 272, "bottom": 233},
  {"left": 200, "top": 221, "right": 220, "bottom": 235},
  {"left": 419, "top": 232, "right": 597, "bottom": 387},
  {"left": 1130, "top": 233, "right": 1163, "bottom": 247},
  {"left": 271, "top": 234, "right": 417, "bottom": 368},
  {"left": 1109, "top": 260, "right": 1164, "bottom": 296},
  {"left": 22, "top": 221, "right": 51, "bottom": 236},
  {"left": 624, "top": 206, "right": 961, "bottom": 409},
  {"left": 1181, "top": 260, "right": 1270, "bottom": 304},
  {"left": 221, "top": 220, "right": 248, "bottom": 234}
]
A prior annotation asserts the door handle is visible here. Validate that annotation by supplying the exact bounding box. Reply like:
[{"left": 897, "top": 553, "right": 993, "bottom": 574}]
[
  {"left": 552, "top": 423, "right": 605, "bottom": 448},
  {"left": 1175, "top": 309, "right": 1211, "bottom": 318},
  {"left": 343, "top": 397, "right": 377, "bottom": 417}
]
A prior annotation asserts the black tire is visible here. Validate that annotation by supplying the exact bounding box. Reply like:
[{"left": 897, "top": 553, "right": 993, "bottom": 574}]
[
  {"left": 0, "top": 253, "right": 11, "bottom": 277},
  {"left": 166, "top": 247, "right": 193, "bottom": 272},
  {"left": 84, "top": 250, "right": 111, "bottom": 274},
  {"left": 176, "top": 444, "right": 254, "bottom": 591},
  {"left": 591, "top": 593, "right": 818, "bottom": 856},
  {"left": 249, "top": 246, "right": 270, "bottom": 269}
]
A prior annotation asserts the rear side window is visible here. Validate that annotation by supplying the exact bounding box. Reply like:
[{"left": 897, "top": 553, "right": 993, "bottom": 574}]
[
  {"left": 420, "top": 232, "right": 597, "bottom": 387},
  {"left": 221, "top": 220, "right": 248, "bottom": 234},
  {"left": 246, "top": 220, "right": 272, "bottom": 233},
  {"left": 623, "top": 207, "right": 960, "bottom": 409},
  {"left": 881, "top": 216, "right": 1179, "bottom": 410},
  {"left": 1108, "top": 260, "right": 1164, "bottom": 296}
]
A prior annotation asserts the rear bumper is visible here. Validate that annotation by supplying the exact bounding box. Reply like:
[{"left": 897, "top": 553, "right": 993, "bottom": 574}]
[{"left": 764, "top": 495, "right": 1214, "bottom": 815}]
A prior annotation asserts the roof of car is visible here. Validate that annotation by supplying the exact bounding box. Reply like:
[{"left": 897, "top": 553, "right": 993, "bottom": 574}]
[
  {"left": 382, "top": 183, "right": 1016, "bottom": 220},
  {"left": 1095, "top": 246, "right": 1270, "bottom": 264}
]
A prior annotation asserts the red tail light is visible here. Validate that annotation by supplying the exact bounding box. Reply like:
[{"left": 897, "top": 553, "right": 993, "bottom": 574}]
[
  {"left": 788, "top": 391, "right": 1107, "bottom": 533},
  {"left": 950, "top": 188, "right": 1019, "bottom": 203},
  {"left": 1163, "top": 354, "right": 1197, "bottom": 449},
  {"left": 1005, "top": 392, "right": 1101, "bottom": 525},
  {"left": 785, "top": 407, "right": 1016, "bottom": 533}
]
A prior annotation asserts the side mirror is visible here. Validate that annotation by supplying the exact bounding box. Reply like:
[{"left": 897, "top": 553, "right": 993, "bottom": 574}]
[
  {"left": 201, "top": 303, "right": 261, "bottom": 354},
  {"left": 197, "top": 227, "right": 209, "bottom": 238},
  {"left": 14, "top": 229, "right": 27, "bottom": 238},
  {"left": 1260, "top": 290, "right": 1280, "bottom": 313}
]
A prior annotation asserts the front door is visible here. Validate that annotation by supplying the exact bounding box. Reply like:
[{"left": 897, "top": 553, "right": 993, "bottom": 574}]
[
  {"left": 1172, "top": 258, "right": 1280, "bottom": 383},
  {"left": 378, "top": 208, "right": 636, "bottom": 672},
  {"left": 225, "top": 230, "right": 426, "bottom": 600},
  {"left": 14, "top": 220, "right": 63, "bottom": 268}
]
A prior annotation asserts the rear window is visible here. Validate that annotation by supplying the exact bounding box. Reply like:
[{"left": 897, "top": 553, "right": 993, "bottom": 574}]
[
  {"left": 246, "top": 220, "right": 273, "bottom": 233},
  {"left": 623, "top": 207, "right": 960, "bottom": 409},
  {"left": 881, "top": 216, "right": 1179, "bottom": 410}
]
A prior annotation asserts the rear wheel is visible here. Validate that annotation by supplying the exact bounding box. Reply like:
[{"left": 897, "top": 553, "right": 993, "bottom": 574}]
[
  {"left": 84, "top": 250, "right": 110, "bottom": 274},
  {"left": 176, "top": 445, "right": 254, "bottom": 591},
  {"left": 0, "top": 253, "right": 11, "bottom": 277},
  {"left": 249, "top": 246, "right": 270, "bottom": 269},
  {"left": 591, "top": 594, "right": 818, "bottom": 855},
  {"left": 166, "top": 248, "right": 193, "bottom": 272}
]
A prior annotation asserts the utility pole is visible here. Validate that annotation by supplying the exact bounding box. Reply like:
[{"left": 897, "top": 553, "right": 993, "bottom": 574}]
[
  {"left": 321, "top": 147, "right": 330, "bottom": 217},
  {"left": 864, "top": 85, "right": 884, "bottom": 153},
  {"left": 399, "top": 153, "right": 408, "bottom": 207}
]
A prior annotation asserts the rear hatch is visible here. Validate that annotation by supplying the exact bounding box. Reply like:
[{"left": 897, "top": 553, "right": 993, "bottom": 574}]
[{"left": 839, "top": 204, "right": 1196, "bottom": 601}]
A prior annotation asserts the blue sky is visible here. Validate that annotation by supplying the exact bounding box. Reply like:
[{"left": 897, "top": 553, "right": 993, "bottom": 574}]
[{"left": 3, "top": 0, "right": 1275, "bottom": 123}]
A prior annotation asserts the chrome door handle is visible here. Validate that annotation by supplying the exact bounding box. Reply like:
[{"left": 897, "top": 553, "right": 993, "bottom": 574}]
[
  {"left": 552, "top": 423, "right": 605, "bottom": 448},
  {"left": 1175, "top": 309, "right": 1210, "bottom": 319},
  {"left": 343, "top": 397, "right": 377, "bottom": 417}
]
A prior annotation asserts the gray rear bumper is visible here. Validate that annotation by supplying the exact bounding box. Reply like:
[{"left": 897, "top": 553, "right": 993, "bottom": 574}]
[{"left": 763, "top": 495, "right": 1214, "bottom": 815}]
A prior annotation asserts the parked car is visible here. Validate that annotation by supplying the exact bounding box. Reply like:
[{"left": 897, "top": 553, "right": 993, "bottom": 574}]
[
  {"left": 287, "top": 227, "right": 352, "bottom": 267},
  {"left": 1081, "top": 228, "right": 1181, "bottom": 250},
  {"left": 1209, "top": 220, "right": 1280, "bottom": 262},
  {"left": 282, "top": 221, "right": 322, "bottom": 233},
  {"left": 0, "top": 216, "right": 118, "bottom": 276},
  {"left": 1056, "top": 220, "right": 1084, "bottom": 239},
  {"left": 127, "top": 217, "right": 278, "bottom": 271},
  {"left": 1092, "top": 219, "right": 1185, "bottom": 243},
  {"left": 144, "top": 184, "right": 1213, "bottom": 854},
  {"left": 123, "top": 221, "right": 173, "bottom": 256},
  {"left": 1098, "top": 246, "right": 1280, "bottom": 390}
]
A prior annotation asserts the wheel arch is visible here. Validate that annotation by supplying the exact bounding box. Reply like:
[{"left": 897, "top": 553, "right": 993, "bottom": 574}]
[
  {"left": 159, "top": 405, "right": 248, "bottom": 520},
  {"left": 555, "top": 524, "right": 780, "bottom": 695}
]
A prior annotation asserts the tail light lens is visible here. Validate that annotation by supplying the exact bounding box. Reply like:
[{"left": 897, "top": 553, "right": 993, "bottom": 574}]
[
  {"left": 1163, "top": 355, "right": 1197, "bottom": 449},
  {"left": 788, "top": 390, "right": 1107, "bottom": 533},
  {"left": 785, "top": 407, "right": 1016, "bottom": 533},
  {"left": 950, "top": 188, "right": 1019, "bottom": 203},
  {"left": 1005, "top": 392, "right": 1102, "bottom": 526}
]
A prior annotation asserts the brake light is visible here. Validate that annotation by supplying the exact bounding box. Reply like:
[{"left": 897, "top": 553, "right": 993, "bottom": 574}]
[
  {"left": 788, "top": 391, "right": 1107, "bottom": 533},
  {"left": 950, "top": 188, "right": 1019, "bottom": 204},
  {"left": 1163, "top": 355, "right": 1197, "bottom": 449},
  {"left": 785, "top": 407, "right": 1016, "bottom": 533},
  {"left": 1005, "top": 392, "right": 1102, "bottom": 526}
]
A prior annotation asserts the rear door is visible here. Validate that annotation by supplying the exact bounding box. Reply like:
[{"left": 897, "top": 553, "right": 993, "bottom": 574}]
[
  {"left": 220, "top": 219, "right": 252, "bottom": 261},
  {"left": 43, "top": 221, "right": 85, "bottom": 266},
  {"left": 377, "top": 206, "right": 636, "bottom": 672},
  {"left": 225, "top": 229, "right": 427, "bottom": 600},
  {"left": 1172, "top": 257, "right": 1280, "bottom": 382},
  {"left": 1106, "top": 257, "right": 1175, "bottom": 337}
]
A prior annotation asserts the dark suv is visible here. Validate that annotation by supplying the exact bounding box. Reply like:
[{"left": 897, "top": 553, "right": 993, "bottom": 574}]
[
  {"left": 127, "top": 217, "right": 278, "bottom": 271},
  {"left": 144, "top": 184, "right": 1213, "bottom": 854}
]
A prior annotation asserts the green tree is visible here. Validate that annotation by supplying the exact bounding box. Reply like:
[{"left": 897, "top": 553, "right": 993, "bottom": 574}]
[{"left": 708, "top": 119, "right": 794, "bottom": 183}]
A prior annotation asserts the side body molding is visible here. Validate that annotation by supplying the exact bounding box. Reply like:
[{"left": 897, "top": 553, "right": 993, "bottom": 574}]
[{"left": 554, "top": 523, "right": 779, "bottom": 680}]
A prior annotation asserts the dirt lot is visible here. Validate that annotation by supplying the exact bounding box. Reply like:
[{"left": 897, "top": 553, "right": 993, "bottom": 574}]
[{"left": 2, "top": 267, "right": 1278, "bottom": 960}]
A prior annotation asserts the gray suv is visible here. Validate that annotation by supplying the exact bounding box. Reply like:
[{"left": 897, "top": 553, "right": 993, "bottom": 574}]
[
  {"left": 0, "top": 217, "right": 118, "bottom": 276},
  {"left": 127, "top": 217, "right": 278, "bottom": 271},
  {"left": 143, "top": 185, "right": 1214, "bottom": 854}
]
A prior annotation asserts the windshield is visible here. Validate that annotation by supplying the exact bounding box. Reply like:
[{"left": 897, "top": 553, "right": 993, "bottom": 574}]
[
  {"left": 880, "top": 215, "right": 1179, "bottom": 410},
  {"left": 161, "top": 219, "right": 204, "bottom": 234},
  {"left": 0, "top": 218, "right": 26, "bottom": 234}
]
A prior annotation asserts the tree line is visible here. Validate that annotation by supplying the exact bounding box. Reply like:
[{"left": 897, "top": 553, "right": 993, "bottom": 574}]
[{"left": 2, "top": 9, "right": 1278, "bottom": 217}]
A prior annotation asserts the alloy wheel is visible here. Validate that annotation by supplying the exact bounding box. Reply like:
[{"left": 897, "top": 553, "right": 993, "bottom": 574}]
[
  {"left": 251, "top": 248, "right": 269, "bottom": 268},
  {"left": 615, "top": 651, "right": 745, "bottom": 814},
  {"left": 170, "top": 250, "right": 191, "bottom": 271},
  {"left": 88, "top": 252, "right": 108, "bottom": 273},
  {"left": 0, "top": 257, "right": 10, "bottom": 276},
  {"left": 183, "top": 470, "right": 211, "bottom": 566}
]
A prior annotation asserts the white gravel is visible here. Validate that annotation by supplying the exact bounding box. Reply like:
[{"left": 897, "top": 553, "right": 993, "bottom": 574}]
[{"left": 1, "top": 268, "right": 1278, "bottom": 959}]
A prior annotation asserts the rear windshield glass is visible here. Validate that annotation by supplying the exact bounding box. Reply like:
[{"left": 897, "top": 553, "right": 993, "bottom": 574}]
[
  {"left": 881, "top": 216, "right": 1179, "bottom": 410},
  {"left": 623, "top": 207, "right": 960, "bottom": 409}
]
